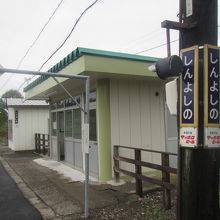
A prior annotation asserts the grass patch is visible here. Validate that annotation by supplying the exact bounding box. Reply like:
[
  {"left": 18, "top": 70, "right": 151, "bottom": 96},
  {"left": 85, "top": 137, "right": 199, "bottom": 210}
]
[
  {"left": 142, "top": 204, "right": 170, "bottom": 220},
  {"left": 0, "top": 136, "right": 7, "bottom": 144}
]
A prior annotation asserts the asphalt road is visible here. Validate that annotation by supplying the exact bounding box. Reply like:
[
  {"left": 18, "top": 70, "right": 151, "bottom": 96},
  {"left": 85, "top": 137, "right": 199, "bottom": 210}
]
[{"left": 0, "top": 161, "right": 43, "bottom": 220}]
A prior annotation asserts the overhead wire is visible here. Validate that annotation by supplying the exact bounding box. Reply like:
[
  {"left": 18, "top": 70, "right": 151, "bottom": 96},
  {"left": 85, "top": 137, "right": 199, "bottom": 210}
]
[
  {"left": 18, "top": 0, "right": 101, "bottom": 93},
  {"left": 120, "top": 28, "right": 163, "bottom": 52},
  {"left": 38, "top": 0, "right": 101, "bottom": 71},
  {"left": 17, "top": 0, "right": 65, "bottom": 69},
  {"left": 0, "top": 0, "right": 65, "bottom": 93},
  {"left": 135, "top": 39, "right": 179, "bottom": 55}
]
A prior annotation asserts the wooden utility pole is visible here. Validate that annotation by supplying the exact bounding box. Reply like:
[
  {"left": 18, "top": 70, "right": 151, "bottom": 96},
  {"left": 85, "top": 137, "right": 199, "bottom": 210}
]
[{"left": 178, "top": 0, "right": 219, "bottom": 220}]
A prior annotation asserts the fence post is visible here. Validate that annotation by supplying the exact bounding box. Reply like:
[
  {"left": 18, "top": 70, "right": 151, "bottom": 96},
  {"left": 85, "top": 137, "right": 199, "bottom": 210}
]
[
  {"left": 38, "top": 133, "right": 41, "bottom": 154},
  {"left": 47, "top": 134, "right": 50, "bottom": 156},
  {"left": 35, "top": 134, "right": 38, "bottom": 153},
  {"left": 114, "top": 145, "right": 120, "bottom": 183},
  {"left": 135, "top": 149, "right": 143, "bottom": 197},
  {"left": 161, "top": 153, "right": 171, "bottom": 209},
  {"left": 42, "top": 134, "right": 46, "bottom": 155}
]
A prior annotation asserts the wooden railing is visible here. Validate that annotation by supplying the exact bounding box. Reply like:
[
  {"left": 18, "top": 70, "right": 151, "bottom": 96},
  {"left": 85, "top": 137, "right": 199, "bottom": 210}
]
[
  {"left": 113, "top": 145, "right": 177, "bottom": 209},
  {"left": 35, "top": 133, "right": 50, "bottom": 156}
]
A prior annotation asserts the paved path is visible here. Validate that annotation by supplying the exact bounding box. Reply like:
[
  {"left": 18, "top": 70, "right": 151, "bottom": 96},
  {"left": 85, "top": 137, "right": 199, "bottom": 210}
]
[
  {"left": 0, "top": 161, "right": 43, "bottom": 220},
  {"left": 0, "top": 145, "right": 157, "bottom": 219}
]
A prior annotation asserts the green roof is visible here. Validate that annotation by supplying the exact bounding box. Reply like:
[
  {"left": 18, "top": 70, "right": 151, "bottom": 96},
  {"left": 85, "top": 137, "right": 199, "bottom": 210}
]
[{"left": 24, "top": 47, "right": 159, "bottom": 92}]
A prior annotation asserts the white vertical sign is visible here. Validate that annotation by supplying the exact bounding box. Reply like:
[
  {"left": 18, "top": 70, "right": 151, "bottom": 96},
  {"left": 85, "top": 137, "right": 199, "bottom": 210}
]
[
  {"left": 82, "top": 123, "right": 90, "bottom": 153},
  {"left": 186, "top": 0, "right": 193, "bottom": 17}
]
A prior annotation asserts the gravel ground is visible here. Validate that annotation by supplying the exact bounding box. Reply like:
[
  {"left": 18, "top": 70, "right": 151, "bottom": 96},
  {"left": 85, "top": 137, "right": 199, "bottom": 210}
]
[{"left": 70, "top": 190, "right": 176, "bottom": 220}]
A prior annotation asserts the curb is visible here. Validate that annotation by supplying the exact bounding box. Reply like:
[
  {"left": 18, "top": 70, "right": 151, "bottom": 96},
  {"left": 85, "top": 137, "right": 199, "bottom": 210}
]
[{"left": 0, "top": 156, "right": 57, "bottom": 220}]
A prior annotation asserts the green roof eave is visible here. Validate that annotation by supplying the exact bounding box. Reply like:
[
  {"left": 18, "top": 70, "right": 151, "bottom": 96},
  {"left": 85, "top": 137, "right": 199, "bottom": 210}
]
[{"left": 24, "top": 47, "right": 159, "bottom": 92}]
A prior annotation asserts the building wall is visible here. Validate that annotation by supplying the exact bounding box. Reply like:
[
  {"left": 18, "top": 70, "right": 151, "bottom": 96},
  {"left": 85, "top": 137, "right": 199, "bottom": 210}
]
[
  {"left": 110, "top": 79, "right": 166, "bottom": 174},
  {"left": 8, "top": 107, "right": 49, "bottom": 151},
  {"left": 165, "top": 105, "right": 178, "bottom": 168}
]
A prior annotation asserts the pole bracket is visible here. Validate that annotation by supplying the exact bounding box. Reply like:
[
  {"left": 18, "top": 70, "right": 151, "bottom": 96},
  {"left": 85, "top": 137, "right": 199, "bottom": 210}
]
[{"left": 161, "top": 20, "right": 197, "bottom": 30}]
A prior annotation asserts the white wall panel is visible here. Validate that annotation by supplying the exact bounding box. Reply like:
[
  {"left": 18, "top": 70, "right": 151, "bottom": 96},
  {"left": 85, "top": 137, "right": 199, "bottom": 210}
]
[
  {"left": 110, "top": 79, "right": 165, "bottom": 174},
  {"left": 9, "top": 107, "right": 49, "bottom": 151}
]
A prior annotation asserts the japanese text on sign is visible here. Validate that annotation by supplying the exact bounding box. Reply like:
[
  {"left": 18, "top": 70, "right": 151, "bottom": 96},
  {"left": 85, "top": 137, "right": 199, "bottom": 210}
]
[
  {"left": 205, "top": 45, "right": 220, "bottom": 126},
  {"left": 180, "top": 46, "right": 198, "bottom": 127},
  {"left": 180, "top": 127, "right": 197, "bottom": 148},
  {"left": 15, "top": 110, "right": 18, "bottom": 124}
]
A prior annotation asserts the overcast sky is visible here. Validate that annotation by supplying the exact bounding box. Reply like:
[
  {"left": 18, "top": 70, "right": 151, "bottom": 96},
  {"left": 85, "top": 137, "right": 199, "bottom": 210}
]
[{"left": 0, "top": 0, "right": 218, "bottom": 96}]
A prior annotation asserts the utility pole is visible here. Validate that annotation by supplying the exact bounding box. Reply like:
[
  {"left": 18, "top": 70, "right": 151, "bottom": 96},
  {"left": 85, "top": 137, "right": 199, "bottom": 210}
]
[
  {"left": 150, "top": 1, "right": 219, "bottom": 218},
  {"left": 161, "top": 0, "right": 219, "bottom": 219},
  {"left": 178, "top": 0, "right": 219, "bottom": 220}
]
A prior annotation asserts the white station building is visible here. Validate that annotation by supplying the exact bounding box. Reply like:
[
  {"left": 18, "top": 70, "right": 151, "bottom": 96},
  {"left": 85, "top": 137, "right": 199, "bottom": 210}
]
[{"left": 7, "top": 98, "right": 49, "bottom": 151}]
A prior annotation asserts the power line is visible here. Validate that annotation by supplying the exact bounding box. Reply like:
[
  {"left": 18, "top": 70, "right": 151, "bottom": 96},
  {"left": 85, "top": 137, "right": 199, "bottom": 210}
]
[
  {"left": 135, "top": 39, "right": 179, "bottom": 55},
  {"left": 17, "top": 77, "right": 32, "bottom": 91},
  {"left": 120, "top": 28, "right": 163, "bottom": 52},
  {"left": 17, "top": 38, "right": 179, "bottom": 92},
  {"left": 6, "top": 0, "right": 65, "bottom": 93},
  {"left": 38, "top": 0, "right": 101, "bottom": 71},
  {"left": 17, "top": 0, "right": 65, "bottom": 69},
  {"left": 17, "top": 0, "right": 101, "bottom": 92}
]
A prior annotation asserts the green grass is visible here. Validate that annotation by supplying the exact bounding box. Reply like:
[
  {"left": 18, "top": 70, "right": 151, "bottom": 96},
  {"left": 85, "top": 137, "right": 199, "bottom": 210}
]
[
  {"left": 142, "top": 204, "right": 170, "bottom": 220},
  {"left": 0, "top": 136, "right": 7, "bottom": 144}
]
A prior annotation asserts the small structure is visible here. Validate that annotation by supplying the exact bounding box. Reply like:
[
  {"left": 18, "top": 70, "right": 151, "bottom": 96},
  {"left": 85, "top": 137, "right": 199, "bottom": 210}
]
[
  {"left": 7, "top": 98, "right": 49, "bottom": 151},
  {"left": 24, "top": 47, "right": 177, "bottom": 181}
]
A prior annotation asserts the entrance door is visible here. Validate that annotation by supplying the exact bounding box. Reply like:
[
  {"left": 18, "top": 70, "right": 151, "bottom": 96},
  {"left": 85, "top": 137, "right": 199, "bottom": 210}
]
[{"left": 58, "top": 112, "right": 65, "bottom": 161}]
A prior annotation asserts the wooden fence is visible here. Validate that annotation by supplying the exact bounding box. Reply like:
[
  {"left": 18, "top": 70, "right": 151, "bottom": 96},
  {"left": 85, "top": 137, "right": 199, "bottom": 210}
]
[
  {"left": 113, "top": 145, "right": 177, "bottom": 209},
  {"left": 35, "top": 133, "right": 50, "bottom": 156}
]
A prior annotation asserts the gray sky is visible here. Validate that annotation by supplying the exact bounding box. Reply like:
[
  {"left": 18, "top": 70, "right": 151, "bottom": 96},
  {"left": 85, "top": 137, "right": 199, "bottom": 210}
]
[{"left": 0, "top": 0, "right": 213, "bottom": 96}]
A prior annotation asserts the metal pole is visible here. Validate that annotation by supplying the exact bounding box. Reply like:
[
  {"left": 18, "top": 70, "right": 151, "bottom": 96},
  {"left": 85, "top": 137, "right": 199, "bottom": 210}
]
[
  {"left": 52, "top": 77, "right": 84, "bottom": 112},
  {"left": 84, "top": 77, "right": 90, "bottom": 218},
  {"left": 0, "top": 66, "right": 91, "bottom": 218},
  {"left": 166, "top": 28, "right": 171, "bottom": 57},
  {"left": 0, "top": 67, "right": 88, "bottom": 80}
]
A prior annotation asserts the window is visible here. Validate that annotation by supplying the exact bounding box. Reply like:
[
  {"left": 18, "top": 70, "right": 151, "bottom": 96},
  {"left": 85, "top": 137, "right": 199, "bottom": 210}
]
[
  {"left": 65, "top": 95, "right": 81, "bottom": 108},
  {"left": 73, "top": 108, "right": 81, "bottom": 139},
  {"left": 51, "top": 103, "right": 57, "bottom": 110},
  {"left": 90, "top": 109, "right": 97, "bottom": 141},
  {"left": 51, "top": 112, "right": 57, "bottom": 136},
  {"left": 57, "top": 100, "right": 64, "bottom": 109},
  {"left": 8, "top": 120, "right": 13, "bottom": 141},
  {"left": 83, "top": 90, "right": 96, "bottom": 106},
  {"left": 89, "top": 90, "right": 96, "bottom": 103},
  {"left": 65, "top": 110, "right": 72, "bottom": 137}
]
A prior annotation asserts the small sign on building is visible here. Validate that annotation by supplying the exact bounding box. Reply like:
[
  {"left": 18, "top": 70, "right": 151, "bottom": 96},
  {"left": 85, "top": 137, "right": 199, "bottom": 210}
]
[
  {"left": 179, "top": 46, "right": 199, "bottom": 147},
  {"left": 15, "top": 110, "right": 18, "bottom": 124},
  {"left": 204, "top": 44, "right": 220, "bottom": 148}
]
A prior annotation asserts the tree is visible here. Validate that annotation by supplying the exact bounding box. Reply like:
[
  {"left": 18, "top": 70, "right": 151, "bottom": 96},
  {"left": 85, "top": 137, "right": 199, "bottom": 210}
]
[
  {"left": 0, "top": 89, "right": 23, "bottom": 143},
  {"left": 1, "top": 89, "right": 23, "bottom": 98},
  {"left": 0, "top": 99, "right": 8, "bottom": 143}
]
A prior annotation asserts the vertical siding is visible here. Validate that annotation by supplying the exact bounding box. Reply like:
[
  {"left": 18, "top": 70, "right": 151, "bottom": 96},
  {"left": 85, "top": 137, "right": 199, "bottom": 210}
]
[
  {"left": 110, "top": 79, "right": 165, "bottom": 174},
  {"left": 12, "top": 107, "right": 49, "bottom": 151}
]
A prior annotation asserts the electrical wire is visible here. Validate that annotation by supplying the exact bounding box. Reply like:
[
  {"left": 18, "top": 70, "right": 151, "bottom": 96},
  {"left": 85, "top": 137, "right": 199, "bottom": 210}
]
[
  {"left": 120, "top": 28, "right": 163, "bottom": 52},
  {"left": 17, "top": 0, "right": 65, "bottom": 69},
  {"left": 135, "top": 39, "right": 179, "bottom": 55},
  {"left": 38, "top": 0, "right": 101, "bottom": 71},
  {"left": 17, "top": 0, "right": 101, "bottom": 92},
  {"left": 18, "top": 38, "right": 178, "bottom": 92},
  {"left": 0, "top": 0, "right": 65, "bottom": 93},
  {"left": 17, "top": 77, "right": 32, "bottom": 91}
]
